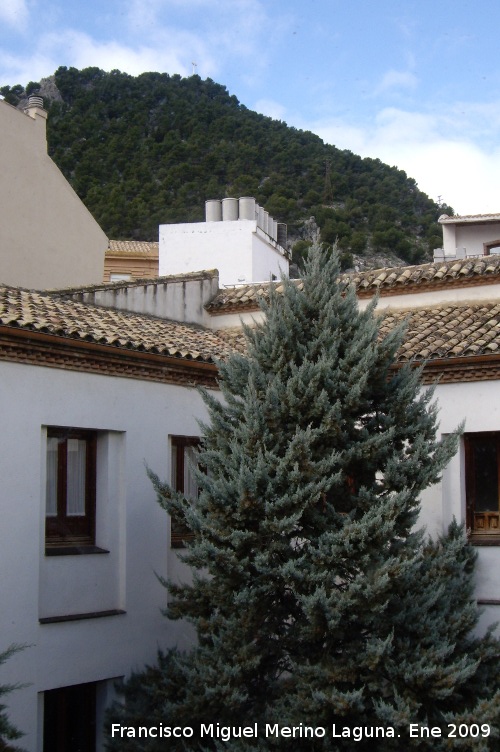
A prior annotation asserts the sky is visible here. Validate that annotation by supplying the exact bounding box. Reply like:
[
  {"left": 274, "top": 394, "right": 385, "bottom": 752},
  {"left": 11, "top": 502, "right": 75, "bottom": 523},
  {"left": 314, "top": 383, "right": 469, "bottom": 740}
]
[{"left": 1, "top": 0, "right": 499, "bottom": 215}]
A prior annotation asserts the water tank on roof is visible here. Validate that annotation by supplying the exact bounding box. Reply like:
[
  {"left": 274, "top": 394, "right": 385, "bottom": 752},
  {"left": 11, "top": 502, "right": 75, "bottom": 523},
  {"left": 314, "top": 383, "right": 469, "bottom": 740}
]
[
  {"left": 277, "top": 223, "right": 287, "bottom": 248},
  {"left": 239, "top": 197, "right": 256, "bottom": 220},
  {"left": 205, "top": 199, "right": 222, "bottom": 222},
  {"left": 257, "top": 205, "right": 265, "bottom": 231},
  {"left": 222, "top": 198, "right": 239, "bottom": 221},
  {"left": 263, "top": 210, "right": 269, "bottom": 235}
]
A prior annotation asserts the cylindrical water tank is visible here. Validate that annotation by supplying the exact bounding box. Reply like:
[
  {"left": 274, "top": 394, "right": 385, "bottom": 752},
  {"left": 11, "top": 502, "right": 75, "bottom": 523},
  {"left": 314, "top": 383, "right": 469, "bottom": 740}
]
[
  {"left": 277, "top": 223, "right": 287, "bottom": 248},
  {"left": 257, "top": 205, "right": 265, "bottom": 231},
  {"left": 239, "top": 197, "right": 256, "bottom": 220},
  {"left": 271, "top": 219, "right": 278, "bottom": 240},
  {"left": 263, "top": 210, "right": 269, "bottom": 235},
  {"left": 205, "top": 199, "right": 222, "bottom": 222},
  {"left": 222, "top": 197, "right": 239, "bottom": 221}
]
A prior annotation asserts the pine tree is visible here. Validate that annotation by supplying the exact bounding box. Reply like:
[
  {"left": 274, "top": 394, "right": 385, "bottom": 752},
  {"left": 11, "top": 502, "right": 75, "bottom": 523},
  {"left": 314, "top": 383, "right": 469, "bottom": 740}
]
[{"left": 107, "top": 247, "right": 500, "bottom": 751}]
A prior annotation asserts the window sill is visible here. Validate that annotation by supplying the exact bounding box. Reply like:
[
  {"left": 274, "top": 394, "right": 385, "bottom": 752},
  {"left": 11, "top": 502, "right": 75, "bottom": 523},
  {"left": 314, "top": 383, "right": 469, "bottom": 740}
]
[
  {"left": 469, "top": 536, "right": 500, "bottom": 547},
  {"left": 45, "top": 545, "right": 110, "bottom": 556},
  {"left": 40, "top": 609, "right": 125, "bottom": 624}
]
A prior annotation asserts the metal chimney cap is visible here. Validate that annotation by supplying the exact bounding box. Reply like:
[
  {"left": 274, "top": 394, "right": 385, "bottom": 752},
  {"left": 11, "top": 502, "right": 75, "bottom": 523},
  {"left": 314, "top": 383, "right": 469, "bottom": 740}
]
[{"left": 26, "top": 95, "right": 45, "bottom": 109}]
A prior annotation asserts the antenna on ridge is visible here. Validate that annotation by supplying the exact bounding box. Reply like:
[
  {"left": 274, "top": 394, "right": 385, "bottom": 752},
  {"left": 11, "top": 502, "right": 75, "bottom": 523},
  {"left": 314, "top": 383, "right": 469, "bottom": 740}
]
[
  {"left": 192, "top": 62, "right": 198, "bottom": 75},
  {"left": 324, "top": 160, "right": 334, "bottom": 204}
]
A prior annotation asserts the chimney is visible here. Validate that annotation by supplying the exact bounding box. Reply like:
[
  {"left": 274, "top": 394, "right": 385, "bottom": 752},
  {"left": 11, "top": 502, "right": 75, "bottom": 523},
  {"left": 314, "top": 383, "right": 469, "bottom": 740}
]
[{"left": 24, "top": 95, "right": 47, "bottom": 123}]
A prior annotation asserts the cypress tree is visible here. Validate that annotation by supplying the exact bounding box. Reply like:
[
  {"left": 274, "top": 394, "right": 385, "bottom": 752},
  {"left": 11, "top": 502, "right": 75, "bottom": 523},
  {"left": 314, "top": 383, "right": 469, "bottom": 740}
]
[{"left": 107, "top": 247, "right": 500, "bottom": 750}]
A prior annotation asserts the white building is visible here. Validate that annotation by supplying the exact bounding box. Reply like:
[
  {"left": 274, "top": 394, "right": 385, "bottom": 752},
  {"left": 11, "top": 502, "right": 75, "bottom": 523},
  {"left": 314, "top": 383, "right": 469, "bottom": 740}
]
[
  {"left": 435, "top": 212, "right": 500, "bottom": 260},
  {"left": 0, "top": 281, "right": 232, "bottom": 750},
  {"left": 0, "top": 96, "right": 107, "bottom": 288},
  {"left": 3, "top": 199, "right": 500, "bottom": 748},
  {"left": 159, "top": 197, "right": 290, "bottom": 286}
]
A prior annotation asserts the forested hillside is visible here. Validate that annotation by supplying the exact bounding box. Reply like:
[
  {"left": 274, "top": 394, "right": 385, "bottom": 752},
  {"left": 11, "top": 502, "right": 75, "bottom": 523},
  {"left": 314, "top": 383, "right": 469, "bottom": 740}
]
[{"left": 1, "top": 67, "right": 452, "bottom": 266}]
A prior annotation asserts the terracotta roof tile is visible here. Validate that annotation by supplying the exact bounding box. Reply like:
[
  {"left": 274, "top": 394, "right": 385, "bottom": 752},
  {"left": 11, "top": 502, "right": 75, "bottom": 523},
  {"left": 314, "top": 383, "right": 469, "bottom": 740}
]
[
  {"left": 439, "top": 213, "right": 500, "bottom": 224},
  {"left": 0, "top": 286, "right": 232, "bottom": 363},
  {"left": 107, "top": 240, "right": 159, "bottom": 255},
  {"left": 378, "top": 302, "right": 500, "bottom": 362},
  {"left": 4, "top": 279, "right": 500, "bottom": 371},
  {"left": 217, "top": 302, "right": 500, "bottom": 364},
  {"left": 207, "top": 256, "right": 500, "bottom": 313}
]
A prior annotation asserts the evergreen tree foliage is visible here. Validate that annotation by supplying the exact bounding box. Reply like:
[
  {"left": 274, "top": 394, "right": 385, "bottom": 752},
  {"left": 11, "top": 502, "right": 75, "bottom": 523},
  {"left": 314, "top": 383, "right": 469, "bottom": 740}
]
[
  {"left": 0, "top": 646, "right": 24, "bottom": 751},
  {"left": 107, "top": 247, "right": 500, "bottom": 751}
]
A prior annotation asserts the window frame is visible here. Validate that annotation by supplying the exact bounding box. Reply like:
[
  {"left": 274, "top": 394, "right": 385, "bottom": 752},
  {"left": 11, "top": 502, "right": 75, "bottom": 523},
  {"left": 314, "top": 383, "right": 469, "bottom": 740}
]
[
  {"left": 483, "top": 239, "right": 500, "bottom": 256},
  {"left": 45, "top": 427, "right": 97, "bottom": 550},
  {"left": 464, "top": 432, "right": 500, "bottom": 544},
  {"left": 170, "top": 435, "right": 201, "bottom": 548}
]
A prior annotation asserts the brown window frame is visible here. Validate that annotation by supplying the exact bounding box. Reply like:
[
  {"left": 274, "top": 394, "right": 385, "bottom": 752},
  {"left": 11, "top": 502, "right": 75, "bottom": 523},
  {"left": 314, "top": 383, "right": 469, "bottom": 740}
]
[
  {"left": 170, "top": 435, "right": 201, "bottom": 548},
  {"left": 464, "top": 432, "right": 500, "bottom": 544},
  {"left": 483, "top": 239, "right": 500, "bottom": 256},
  {"left": 45, "top": 427, "right": 97, "bottom": 549}
]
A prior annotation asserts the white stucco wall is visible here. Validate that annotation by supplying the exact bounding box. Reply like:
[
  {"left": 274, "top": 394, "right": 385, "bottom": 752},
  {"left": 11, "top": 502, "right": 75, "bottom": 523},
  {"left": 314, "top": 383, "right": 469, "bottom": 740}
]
[
  {"left": 159, "top": 220, "right": 288, "bottom": 287},
  {"left": 418, "top": 380, "right": 500, "bottom": 633},
  {"left": 0, "top": 360, "right": 209, "bottom": 750},
  {"left": 3, "top": 343, "right": 500, "bottom": 750},
  {"left": 0, "top": 99, "right": 108, "bottom": 289},
  {"left": 357, "top": 282, "right": 500, "bottom": 312},
  {"left": 70, "top": 272, "right": 220, "bottom": 327},
  {"left": 442, "top": 221, "right": 500, "bottom": 256}
]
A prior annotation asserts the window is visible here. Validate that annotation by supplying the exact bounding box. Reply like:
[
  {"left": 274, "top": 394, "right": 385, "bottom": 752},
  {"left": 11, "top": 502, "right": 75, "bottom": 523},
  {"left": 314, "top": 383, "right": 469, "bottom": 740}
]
[
  {"left": 45, "top": 428, "right": 97, "bottom": 549},
  {"left": 43, "top": 682, "right": 96, "bottom": 752},
  {"left": 464, "top": 433, "right": 500, "bottom": 542},
  {"left": 170, "top": 436, "right": 200, "bottom": 548},
  {"left": 483, "top": 240, "right": 500, "bottom": 256}
]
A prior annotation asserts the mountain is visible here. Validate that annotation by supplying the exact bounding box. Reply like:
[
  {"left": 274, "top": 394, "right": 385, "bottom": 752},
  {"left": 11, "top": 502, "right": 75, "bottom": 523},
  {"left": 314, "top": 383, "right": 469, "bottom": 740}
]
[{"left": 1, "top": 67, "right": 453, "bottom": 268}]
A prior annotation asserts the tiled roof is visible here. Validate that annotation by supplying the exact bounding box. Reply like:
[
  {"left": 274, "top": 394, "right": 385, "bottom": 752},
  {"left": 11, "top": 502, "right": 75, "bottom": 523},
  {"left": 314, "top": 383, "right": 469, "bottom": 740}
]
[
  {"left": 351, "top": 255, "right": 500, "bottom": 293},
  {"left": 0, "top": 286, "right": 232, "bottom": 363},
  {"left": 51, "top": 269, "right": 218, "bottom": 295},
  {"left": 3, "top": 279, "right": 500, "bottom": 373},
  {"left": 217, "top": 301, "right": 500, "bottom": 364},
  {"left": 381, "top": 302, "right": 500, "bottom": 362},
  {"left": 107, "top": 240, "right": 159, "bottom": 255},
  {"left": 207, "top": 256, "right": 500, "bottom": 312},
  {"left": 439, "top": 213, "right": 500, "bottom": 224}
]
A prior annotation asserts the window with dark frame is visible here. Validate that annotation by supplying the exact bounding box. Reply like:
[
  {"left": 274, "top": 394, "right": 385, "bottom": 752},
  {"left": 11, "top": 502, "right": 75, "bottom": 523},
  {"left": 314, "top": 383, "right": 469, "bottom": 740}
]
[
  {"left": 170, "top": 436, "right": 201, "bottom": 548},
  {"left": 464, "top": 433, "right": 500, "bottom": 542},
  {"left": 45, "top": 428, "right": 97, "bottom": 549}
]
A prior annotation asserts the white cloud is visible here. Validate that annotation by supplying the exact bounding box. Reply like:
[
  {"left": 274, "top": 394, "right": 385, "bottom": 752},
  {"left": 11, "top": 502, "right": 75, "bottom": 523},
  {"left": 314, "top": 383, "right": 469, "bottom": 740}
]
[
  {"left": 123, "top": 0, "right": 271, "bottom": 81},
  {"left": 0, "top": 0, "right": 28, "bottom": 29},
  {"left": 0, "top": 27, "right": 221, "bottom": 84},
  {"left": 59, "top": 30, "right": 214, "bottom": 77},
  {"left": 254, "top": 98, "right": 287, "bottom": 121},
  {"left": 374, "top": 69, "right": 418, "bottom": 95},
  {"left": 302, "top": 106, "right": 500, "bottom": 214}
]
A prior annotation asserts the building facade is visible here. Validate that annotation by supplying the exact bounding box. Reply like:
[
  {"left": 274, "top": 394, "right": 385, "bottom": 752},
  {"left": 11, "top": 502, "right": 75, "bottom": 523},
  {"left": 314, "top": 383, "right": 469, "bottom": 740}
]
[
  {"left": 0, "top": 97, "right": 107, "bottom": 289},
  {"left": 0, "top": 283, "right": 232, "bottom": 750},
  {"left": 3, "top": 201, "right": 500, "bottom": 747}
]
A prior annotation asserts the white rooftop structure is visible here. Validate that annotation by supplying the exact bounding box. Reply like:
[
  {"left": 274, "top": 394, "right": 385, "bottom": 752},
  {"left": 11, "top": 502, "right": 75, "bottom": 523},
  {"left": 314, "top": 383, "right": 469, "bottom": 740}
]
[
  {"left": 434, "top": 213, "right": 500, "bottom": 261},
  {"left": 159, "top": 197, "right": 290, "bottom": 287}
]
